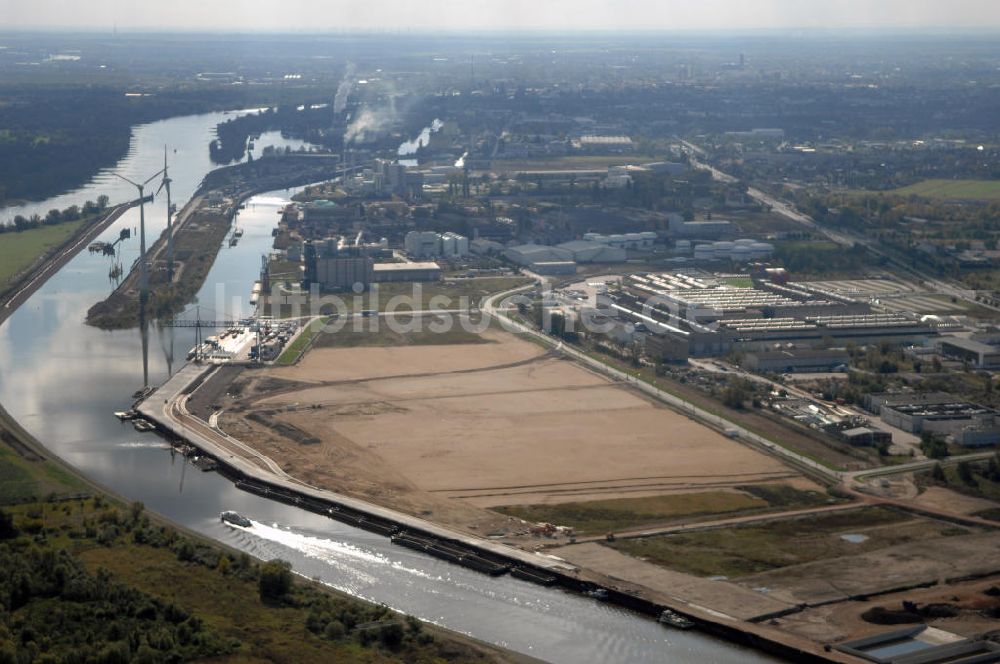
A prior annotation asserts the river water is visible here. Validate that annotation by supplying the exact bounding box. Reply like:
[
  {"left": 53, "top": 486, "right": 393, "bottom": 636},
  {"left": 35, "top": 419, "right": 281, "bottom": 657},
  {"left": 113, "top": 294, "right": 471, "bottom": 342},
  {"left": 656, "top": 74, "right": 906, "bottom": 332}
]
[{"left": 0, "top": 110, "right": 779, "bottom": 664}]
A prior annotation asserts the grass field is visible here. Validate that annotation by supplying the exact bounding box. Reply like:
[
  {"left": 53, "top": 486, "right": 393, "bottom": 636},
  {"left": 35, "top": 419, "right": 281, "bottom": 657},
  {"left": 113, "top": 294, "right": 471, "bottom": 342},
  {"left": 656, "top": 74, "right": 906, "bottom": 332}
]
[
  {"left": 276, "top": 314, "right": 496, "bottom": 365},
  {"left": 494, "top": 485, "right": 832, "bottom": 535},
  {"left": 275, "top": 317, "right": 327, "bottom": 365},
  {"left": 312, "top": 317, "right": 495, "bottom": 349},
  {"left": 0, "top": 219, "right": 86, "bottom": 288},
  {"left": 0, "top": 435, "right": 86, "bottom": 504},
  {"left": 608, "top": 507, "right": 946, "bottom": 578},
  {"left": 886, "top": 179, "right": 1000, "bottom": 201}
]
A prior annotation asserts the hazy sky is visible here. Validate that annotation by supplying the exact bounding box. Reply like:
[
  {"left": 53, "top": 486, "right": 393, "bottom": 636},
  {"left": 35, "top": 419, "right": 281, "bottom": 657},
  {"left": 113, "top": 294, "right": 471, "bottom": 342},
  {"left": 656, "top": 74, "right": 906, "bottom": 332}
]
[{"left": 3, "top": 0, "right": 1000, "bottom": 32}]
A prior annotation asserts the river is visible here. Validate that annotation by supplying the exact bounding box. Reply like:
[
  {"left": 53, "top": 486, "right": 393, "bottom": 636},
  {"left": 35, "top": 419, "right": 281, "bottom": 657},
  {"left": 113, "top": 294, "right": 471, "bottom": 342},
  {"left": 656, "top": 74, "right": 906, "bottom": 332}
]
[{"left": 0, "top": 109, "right": 779, "bottom": 664}]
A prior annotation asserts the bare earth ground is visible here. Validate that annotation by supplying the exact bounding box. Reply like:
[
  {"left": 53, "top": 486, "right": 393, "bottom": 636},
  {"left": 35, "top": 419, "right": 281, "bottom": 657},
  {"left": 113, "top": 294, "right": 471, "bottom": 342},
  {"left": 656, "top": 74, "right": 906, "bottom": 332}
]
[
  {"left": 549, "top": 541, "right": 797, "bottom": 621},
  {"left": 910, "top": 485, "right": 1000, "bottom": 515},
  {"left": 221, "top": 329, "right": 803, "bottom": 537},
  {"left": 779, "top": 577, "right": 1000, "bottom": 645},
  {"left": 216, "top": 327, "right": 1000, "bottom": 652}
]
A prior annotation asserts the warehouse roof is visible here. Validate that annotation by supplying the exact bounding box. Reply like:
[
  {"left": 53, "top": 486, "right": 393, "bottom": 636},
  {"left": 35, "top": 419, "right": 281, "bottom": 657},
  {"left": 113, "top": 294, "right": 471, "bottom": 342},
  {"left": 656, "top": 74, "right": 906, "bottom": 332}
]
[{"left": 373, "top": 262, "right": 441, "bottom": 272}]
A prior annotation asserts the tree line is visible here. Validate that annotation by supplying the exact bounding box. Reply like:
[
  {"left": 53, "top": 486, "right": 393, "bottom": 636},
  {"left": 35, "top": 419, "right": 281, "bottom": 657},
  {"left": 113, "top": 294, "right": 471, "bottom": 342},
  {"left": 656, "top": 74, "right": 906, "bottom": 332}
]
[{"left": 0, "top": 196, "right": 109, "bottom": 234}]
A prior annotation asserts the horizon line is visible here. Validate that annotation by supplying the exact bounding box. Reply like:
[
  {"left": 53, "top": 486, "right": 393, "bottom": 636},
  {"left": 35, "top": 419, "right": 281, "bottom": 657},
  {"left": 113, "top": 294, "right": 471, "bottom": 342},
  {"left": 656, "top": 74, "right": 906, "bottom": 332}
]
[{"left": 4, "top": 26, "right": 1000, "bottom": 37}]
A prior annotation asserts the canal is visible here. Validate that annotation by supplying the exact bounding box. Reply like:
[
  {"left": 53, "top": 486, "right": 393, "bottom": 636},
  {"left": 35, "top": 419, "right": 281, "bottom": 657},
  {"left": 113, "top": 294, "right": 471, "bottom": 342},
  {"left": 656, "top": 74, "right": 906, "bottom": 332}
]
[{"left": 0, "top": 109, "right": 779, "bottom": 664}]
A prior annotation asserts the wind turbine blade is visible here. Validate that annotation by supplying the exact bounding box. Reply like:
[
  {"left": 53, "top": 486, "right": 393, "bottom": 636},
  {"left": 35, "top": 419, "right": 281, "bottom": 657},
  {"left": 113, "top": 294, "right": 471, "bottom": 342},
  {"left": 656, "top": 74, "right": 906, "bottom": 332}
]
[
  {"left": 112, "top": 172, "right": 140, "bottom": 188},
  {"left": 155, "top": 180, "right": 166, "bottom": 195},
  {"left": 142, "top": 168, "right": 166, "bottom": 186}
]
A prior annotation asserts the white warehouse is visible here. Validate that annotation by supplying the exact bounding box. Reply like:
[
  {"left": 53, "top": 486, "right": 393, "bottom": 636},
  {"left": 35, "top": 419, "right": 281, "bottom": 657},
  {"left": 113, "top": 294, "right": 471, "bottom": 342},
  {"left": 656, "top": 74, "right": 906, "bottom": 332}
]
[{"left": 404, "top": 231, "right": 470, "bottom": 259}]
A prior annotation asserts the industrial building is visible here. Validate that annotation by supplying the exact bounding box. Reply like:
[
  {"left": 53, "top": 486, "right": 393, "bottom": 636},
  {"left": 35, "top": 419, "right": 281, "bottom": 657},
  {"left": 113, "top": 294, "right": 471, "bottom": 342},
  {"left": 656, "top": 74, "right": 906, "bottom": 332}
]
[
  {"left": 404, "top": 231, "right": 470, "bottom": 259},
  {"left": 304, "top": 241, "right": 374, "bottom": 291},
  {"left": 530, "top": 261, "right": 577, "bottom": 276},
  {"left": 668, "top": 216, "right": 733, "bottom": 239},
  {"left": 504, "top": 241, "right": 626, "bottom": 267},
  {"left": 612, "top": 271, "right": 936, "bottom": 360},
  {"left": 743, "top": 349, "right": 850, "bottom": 373},
  {"left": 837, "top": 626, "right": 1000, "bottom": 664},
  {"left": 575, "top": 135, "right": 635, "bottom": 152},
  {"left": 840, "top": 426, "right": 892, "bottom": 447},
  {"left": 582, "top": 231, "right": 658, "bottom": 249},
  {"left": 688, "top": 239, "right": 775, "bottom": 263},
  {"left": 372, "top": 261, "right": 442, "bottom": 283},
  {"left": 343, "top": 159, "right": 422, "bottom": 198},
  {"left": 864, "top": 392, "right": 1000, "bottom": 446},
  {"left": 937, "top": 337, "right": 1000, "bottom": 369}
]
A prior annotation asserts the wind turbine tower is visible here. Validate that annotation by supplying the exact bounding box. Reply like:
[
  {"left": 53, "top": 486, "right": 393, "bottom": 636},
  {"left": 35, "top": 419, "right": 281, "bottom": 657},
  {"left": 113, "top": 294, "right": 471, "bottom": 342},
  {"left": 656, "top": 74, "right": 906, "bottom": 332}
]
[
  {"left": 157, "top": 147, "right": 175, "bottom": 283},
  {"left": 113, "top": 168, "right": 164, "bottom": 303}
]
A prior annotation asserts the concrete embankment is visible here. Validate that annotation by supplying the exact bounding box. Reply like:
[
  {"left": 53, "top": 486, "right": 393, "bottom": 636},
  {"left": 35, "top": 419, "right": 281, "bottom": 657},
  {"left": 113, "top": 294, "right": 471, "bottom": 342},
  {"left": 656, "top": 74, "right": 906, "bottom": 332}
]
[{"left": 137, "top": 360, "right": 849, "bottom": 664}]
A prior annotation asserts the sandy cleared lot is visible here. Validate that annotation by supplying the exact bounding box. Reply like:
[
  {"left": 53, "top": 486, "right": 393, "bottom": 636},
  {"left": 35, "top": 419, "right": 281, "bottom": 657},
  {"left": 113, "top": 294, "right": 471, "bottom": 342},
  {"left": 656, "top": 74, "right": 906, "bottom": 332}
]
[{"left": 244, "top": 331, "right": 798, "bottom": 510}]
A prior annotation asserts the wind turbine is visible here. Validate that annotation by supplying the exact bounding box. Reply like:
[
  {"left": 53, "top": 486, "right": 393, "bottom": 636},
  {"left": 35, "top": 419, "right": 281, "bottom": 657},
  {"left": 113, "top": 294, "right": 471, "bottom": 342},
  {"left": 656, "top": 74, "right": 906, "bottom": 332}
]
[
  {"left": 112, "top": 168, "right": 164, "bottom": 302},
  {"left": 156, "top": 147, "right": 175, "bottom": 283}
]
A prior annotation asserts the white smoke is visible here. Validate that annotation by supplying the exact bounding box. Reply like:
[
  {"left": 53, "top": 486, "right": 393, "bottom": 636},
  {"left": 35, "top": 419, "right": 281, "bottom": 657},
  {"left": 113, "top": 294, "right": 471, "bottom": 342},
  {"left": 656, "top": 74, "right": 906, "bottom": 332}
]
[
  {"left": 344, "top": 94, "right": 399, "bottom": 144},
  {"left": 333, "top": 62, "right": 355, "bottom": 114}
]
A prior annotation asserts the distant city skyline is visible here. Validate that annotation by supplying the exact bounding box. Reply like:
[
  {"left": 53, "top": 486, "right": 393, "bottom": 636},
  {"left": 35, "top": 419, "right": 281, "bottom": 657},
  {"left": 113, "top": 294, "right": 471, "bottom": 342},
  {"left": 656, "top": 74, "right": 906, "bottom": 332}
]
[{"left": 3, "top": 0, "right": 1000, "bottom": 32}]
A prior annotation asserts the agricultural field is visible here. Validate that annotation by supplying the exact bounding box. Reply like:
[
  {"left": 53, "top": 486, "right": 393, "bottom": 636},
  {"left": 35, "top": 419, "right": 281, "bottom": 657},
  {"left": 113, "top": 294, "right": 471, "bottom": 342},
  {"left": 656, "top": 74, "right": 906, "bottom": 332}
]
[{"left": 887, "top": 179, "right": 1000, "bottom": 201}]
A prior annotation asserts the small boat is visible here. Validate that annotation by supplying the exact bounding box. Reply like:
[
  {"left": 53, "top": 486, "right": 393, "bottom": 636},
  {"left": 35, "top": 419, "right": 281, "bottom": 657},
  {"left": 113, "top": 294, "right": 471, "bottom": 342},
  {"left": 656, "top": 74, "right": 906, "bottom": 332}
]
[
  {"left": 658, "top": 609, "right": 696, "bottom": 630},
  {"left": 132, "top": 386, "right": 154, "bottom": 400},
  {"left": 132, "top": 419, "right": 155, "bottom": 432},
  {"left": 585, "top": 588, "right": 609, "bottom": 600},
  {"left": 220, "top": 511, "right": 252, "bottom": 527},
  {"left": 234, "top": 228, "right": 244, "bottom": 238},
  {"left": 192, "top": 456, "right": 218, "bottom": 472},
  {"left": 114, "top": 410, "right": 137, "bottom": 421},
  {"left": 229, "top": 236, "right": 239, "bottom": 247}
]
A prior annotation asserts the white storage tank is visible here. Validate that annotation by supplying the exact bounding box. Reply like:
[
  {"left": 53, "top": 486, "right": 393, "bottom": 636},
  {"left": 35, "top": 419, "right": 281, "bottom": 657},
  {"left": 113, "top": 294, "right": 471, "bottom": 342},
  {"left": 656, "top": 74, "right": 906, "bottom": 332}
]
[
  {"left": 694, "top": 244, "right": 716, "bottom": 260},
  {"left": 734, "top": 238, "right": 756, "bottom": 247},
  {"left": 675, "top": 239, "right": 692, "bottom": 253},
  {"left": 731, "top": 246, "right": 753, "bottom": 262}
]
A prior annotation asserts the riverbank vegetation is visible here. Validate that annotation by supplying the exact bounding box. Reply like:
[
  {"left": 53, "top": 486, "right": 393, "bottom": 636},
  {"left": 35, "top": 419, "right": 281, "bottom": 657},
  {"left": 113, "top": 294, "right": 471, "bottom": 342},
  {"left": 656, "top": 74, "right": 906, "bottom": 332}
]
[{"left": 0, "top": 413, "right": 515, "bottom": 663}]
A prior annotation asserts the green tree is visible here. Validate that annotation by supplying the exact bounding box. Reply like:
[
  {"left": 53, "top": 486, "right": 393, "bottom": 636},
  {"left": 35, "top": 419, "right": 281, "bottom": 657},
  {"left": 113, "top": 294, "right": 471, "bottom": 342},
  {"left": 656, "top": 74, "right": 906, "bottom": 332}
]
[
  {"left": 957, "top": 461, "right": 976, "bottom": 486},
  {"left": 259, "top": 560, "right": 293, "bottom": 601},
  {"left": 920, "top": 432, "right": 949, "bottom": 460},
  {"left": 931, "top": 462, "right": 946, "bottom": 482}
]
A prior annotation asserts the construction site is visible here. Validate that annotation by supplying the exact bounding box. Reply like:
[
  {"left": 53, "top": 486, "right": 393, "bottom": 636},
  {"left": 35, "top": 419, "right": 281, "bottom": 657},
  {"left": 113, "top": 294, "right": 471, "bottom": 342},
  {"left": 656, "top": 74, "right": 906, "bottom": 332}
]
[{"left": 114, "top": 299, "right": 976, "bottom": 662}]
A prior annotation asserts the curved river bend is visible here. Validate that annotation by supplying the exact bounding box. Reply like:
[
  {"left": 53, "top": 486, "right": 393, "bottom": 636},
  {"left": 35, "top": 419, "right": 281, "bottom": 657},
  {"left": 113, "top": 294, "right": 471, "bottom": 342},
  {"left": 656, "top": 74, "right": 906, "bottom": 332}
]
[{"left": 0, "top": 110, "right": 778, "bottom": 664}]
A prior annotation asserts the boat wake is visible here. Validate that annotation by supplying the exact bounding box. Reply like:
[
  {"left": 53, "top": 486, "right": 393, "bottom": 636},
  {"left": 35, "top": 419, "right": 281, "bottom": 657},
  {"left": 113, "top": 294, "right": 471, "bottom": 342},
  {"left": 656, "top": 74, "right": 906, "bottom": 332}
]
[
  {"left": 118, "top": 441, "right": 171, "bottom": 449},
  {"left": 227, "top": 520, "right": 439, "bottom": 585}
]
